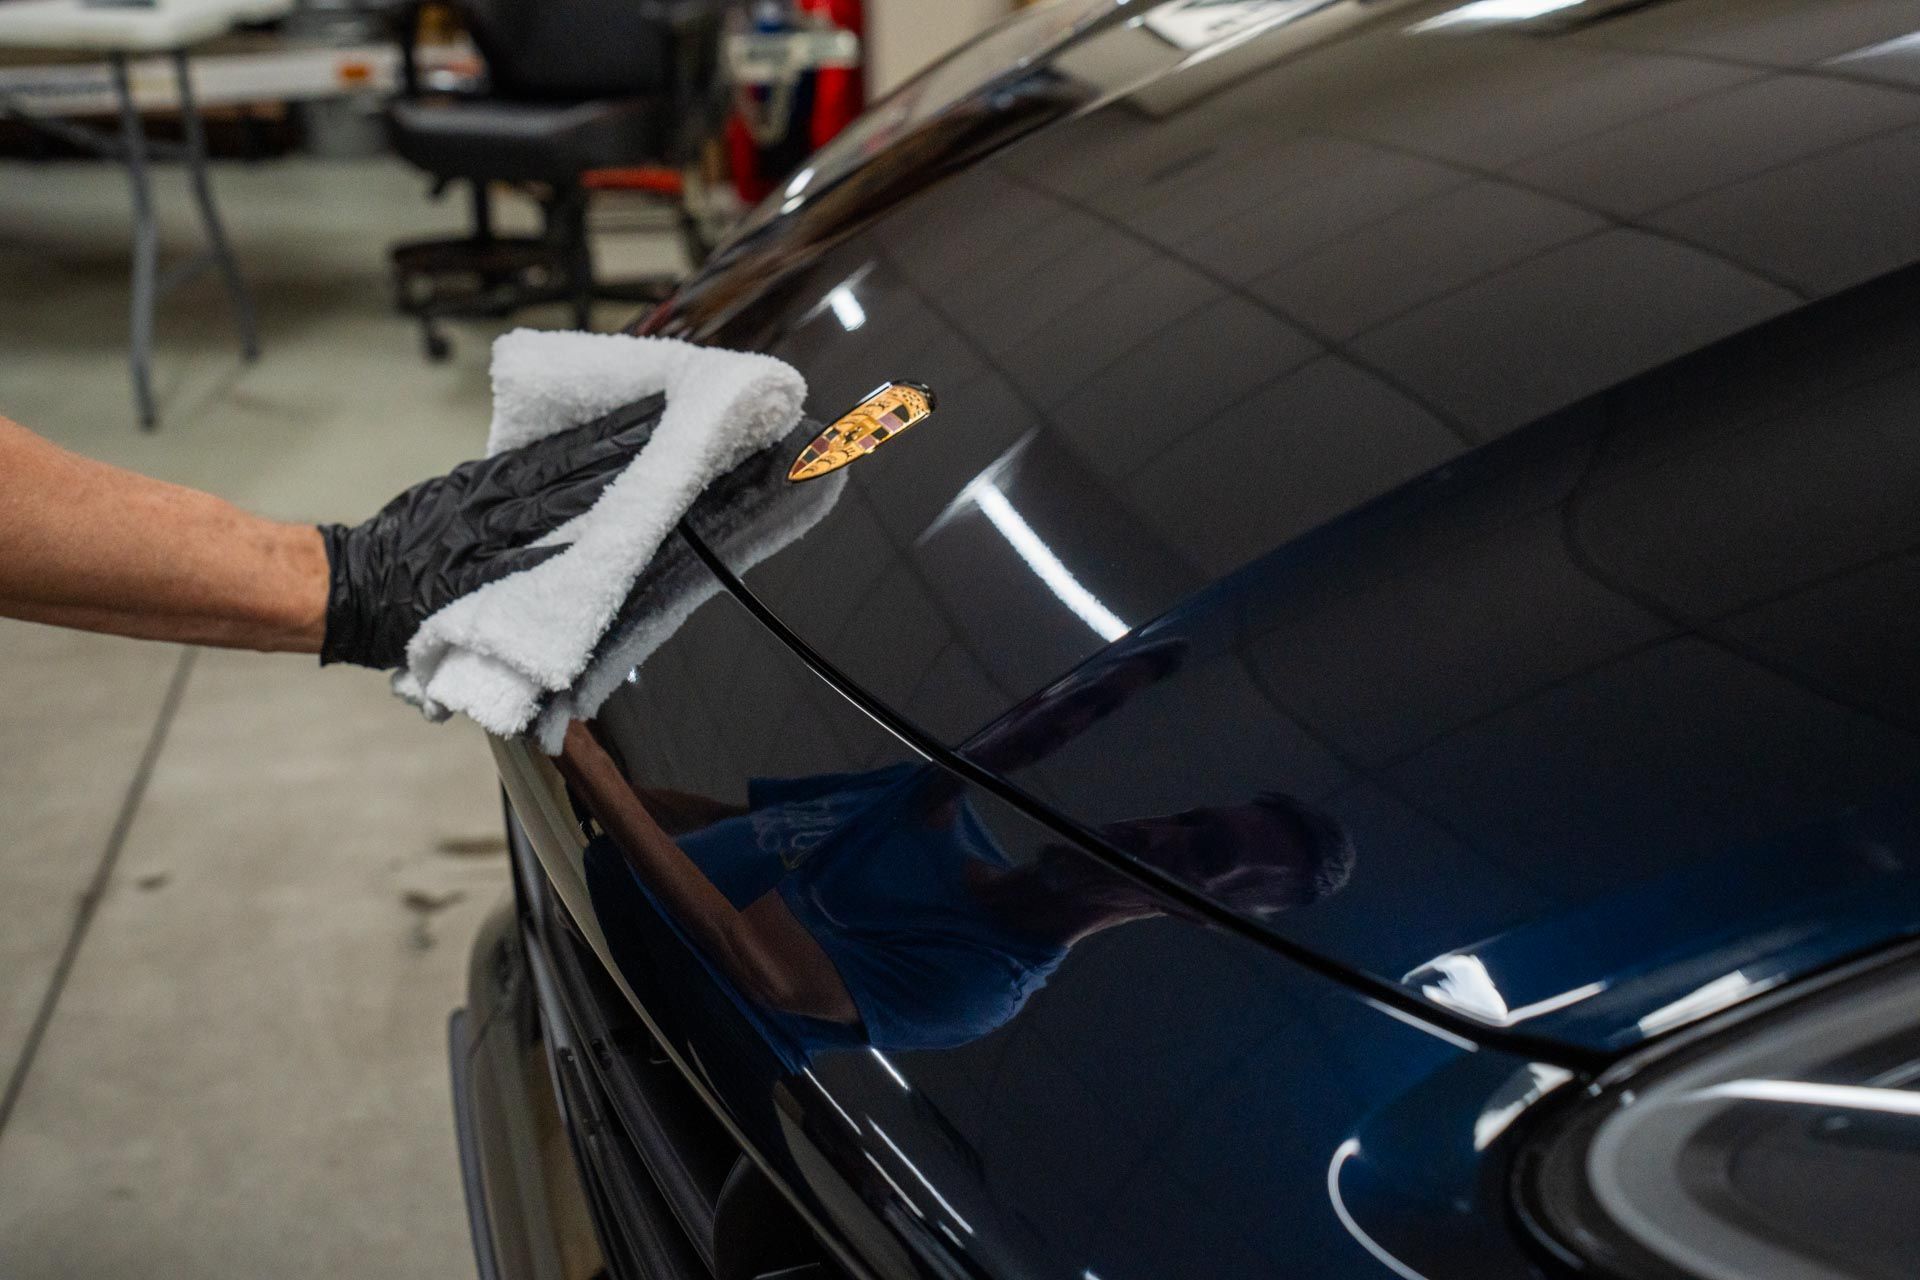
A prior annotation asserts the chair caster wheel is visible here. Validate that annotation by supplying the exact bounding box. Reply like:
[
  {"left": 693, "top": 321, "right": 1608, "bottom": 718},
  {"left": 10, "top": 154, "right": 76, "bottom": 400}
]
[{"left": 423, "top": 329, "right": 452, "bottom": 362}]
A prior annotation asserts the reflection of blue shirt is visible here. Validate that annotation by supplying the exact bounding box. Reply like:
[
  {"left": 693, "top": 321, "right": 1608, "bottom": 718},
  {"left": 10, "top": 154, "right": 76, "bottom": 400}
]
[{"left": 661, "top": 763, "right": 1067, "bottom": 1065}]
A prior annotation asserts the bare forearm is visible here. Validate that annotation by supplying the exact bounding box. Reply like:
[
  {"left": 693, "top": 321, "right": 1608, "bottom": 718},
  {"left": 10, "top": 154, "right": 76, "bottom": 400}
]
[{"left": 0, "top": 416, "right": 328, "bottom": 652}]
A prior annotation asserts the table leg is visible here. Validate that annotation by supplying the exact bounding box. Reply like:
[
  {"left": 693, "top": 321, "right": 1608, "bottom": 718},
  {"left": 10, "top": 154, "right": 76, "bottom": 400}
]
[
  {"left": 109, "top": 53, "right": 158, "bottom": 431},
  {"left": 171, "top": 49, "right": 259, "bottom": 364}
]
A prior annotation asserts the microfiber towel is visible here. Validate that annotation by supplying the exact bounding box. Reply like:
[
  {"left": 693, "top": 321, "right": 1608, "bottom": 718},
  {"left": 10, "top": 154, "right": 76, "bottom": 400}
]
[
  {"left": 529, "top": 442, "right": 846, "bottom": 752},
  {"left": 392, "top": 328, "right": 808, "bottom": 737}
]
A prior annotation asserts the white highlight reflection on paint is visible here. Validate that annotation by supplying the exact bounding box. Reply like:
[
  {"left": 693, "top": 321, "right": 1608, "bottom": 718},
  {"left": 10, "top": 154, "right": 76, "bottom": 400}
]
[
  {"left": 863, "top": 1153, "right": 924, "bottom": 1217},
  {"left": 1409, "top": 0, "right": 1584, "bottom": 32},
  {"left": 826, "top": 285, "right": 867, "bottom": 331},
  {"left": 969, "top": 481, "right": 1129, "bottom": 642},
  {"left": 869, "top": 1047, "right": 911, "bottom": 1091},
  {"left": 1473, "top": 1062, "right": 1575, "bottom": 1151},
  {"left": 1327, "top": 1139, "right": 1431, "bottom": 1280},
  {"left": 803, "top": 1067, "right": 860, "bottom": 1132},
  {"left": 1636, "top": 970, "right": 1772, "bottom": 1038},
  {"left": 871, "top": 1119, "right": 975, "bottom": 1233},
  {"left": 1404, "top": 952, "right": 1605, "bottom": 1027}
]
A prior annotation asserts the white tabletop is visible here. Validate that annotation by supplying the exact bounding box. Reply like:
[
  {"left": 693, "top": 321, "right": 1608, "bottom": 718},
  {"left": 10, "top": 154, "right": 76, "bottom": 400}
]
[{"left": 0, "top": 0, "right": 293, "bottom": 53}]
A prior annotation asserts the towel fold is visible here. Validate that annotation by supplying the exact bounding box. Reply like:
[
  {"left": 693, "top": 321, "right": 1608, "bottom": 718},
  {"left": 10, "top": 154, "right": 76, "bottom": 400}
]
[
  {"left": 529, "top": 441, "right": 846, "bottom": 752},
  {"left": 393, "top": 328, "right": 808, "bottom": 738}
]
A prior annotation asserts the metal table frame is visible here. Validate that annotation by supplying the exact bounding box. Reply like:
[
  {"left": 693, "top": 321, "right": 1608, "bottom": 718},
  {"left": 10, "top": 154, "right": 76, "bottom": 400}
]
[{"left": 2, "top": 50, "right": 260, "bottom": 429}]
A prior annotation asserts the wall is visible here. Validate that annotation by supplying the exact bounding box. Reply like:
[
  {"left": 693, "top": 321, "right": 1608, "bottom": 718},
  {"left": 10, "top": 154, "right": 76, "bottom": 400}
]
[{"left": 864, "top": 0, "right": 1014, "bottom": 97}]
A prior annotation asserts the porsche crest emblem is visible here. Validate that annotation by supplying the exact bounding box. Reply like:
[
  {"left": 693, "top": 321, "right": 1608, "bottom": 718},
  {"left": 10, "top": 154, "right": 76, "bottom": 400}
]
[{"left": 788, "top": 382, "right": 936, "bottom": 482}]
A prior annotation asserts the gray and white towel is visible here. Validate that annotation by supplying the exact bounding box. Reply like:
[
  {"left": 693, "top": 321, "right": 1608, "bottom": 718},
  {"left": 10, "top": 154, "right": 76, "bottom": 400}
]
[
  {"left": 527, "top": 436, "right": 846, "bottom": 752},
  {"left": 393, "top": 328, "right": 810, "bottom": 740}
]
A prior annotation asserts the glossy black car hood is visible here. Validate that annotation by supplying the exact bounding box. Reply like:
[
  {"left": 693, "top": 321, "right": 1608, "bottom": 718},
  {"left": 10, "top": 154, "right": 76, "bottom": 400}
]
[{"left": 648, "top": 0, "right": 1920, "bottom": 1048}]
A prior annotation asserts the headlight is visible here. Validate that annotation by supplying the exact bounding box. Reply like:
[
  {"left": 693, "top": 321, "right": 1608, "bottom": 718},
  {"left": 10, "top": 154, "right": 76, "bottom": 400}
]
[{"left": 1518, "top": 949, "right": 1920, "bottom": 1280}]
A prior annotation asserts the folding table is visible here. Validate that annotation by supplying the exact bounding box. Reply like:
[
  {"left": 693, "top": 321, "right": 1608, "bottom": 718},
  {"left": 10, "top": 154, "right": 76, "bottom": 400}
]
[{"left": 0, "top": 0, "right": 293, "bottom": 428}]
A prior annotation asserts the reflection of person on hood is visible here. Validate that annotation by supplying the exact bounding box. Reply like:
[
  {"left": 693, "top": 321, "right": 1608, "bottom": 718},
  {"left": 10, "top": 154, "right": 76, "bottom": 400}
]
[{"left": 555, "top": 641, "right": 1354, "bottom": 1066}]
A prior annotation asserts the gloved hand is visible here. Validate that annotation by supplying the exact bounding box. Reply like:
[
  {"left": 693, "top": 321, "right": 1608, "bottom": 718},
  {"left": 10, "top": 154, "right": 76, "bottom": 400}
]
[{"left": 317, "top": 394, "right": 663, "bottom": 669}]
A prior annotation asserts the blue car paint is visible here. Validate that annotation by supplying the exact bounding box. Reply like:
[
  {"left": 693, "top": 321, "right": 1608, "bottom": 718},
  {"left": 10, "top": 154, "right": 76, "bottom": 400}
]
[{"left": 493, "top": 1, "right": 1920, "bottom": 1276}]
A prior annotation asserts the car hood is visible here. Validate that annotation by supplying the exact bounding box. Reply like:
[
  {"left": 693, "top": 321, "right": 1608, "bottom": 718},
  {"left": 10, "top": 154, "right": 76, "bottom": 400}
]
[{"left": 653, "top": 0, "right": 1920, "bottom": 1051}]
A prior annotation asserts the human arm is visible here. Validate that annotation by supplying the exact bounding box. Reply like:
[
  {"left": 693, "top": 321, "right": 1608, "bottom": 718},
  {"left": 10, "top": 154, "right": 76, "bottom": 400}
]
[
  {"left": 0, "top": 414, "right": 328, "bottom": 652},
  {"left": 0, "top": 396, "right": 658, "bottom": 666},
  {"left": 555, "top": 721, "right": 860, "bottom": 1025},
  {"left": 628, "top": 785, "right": 751, "bottom": 834}
]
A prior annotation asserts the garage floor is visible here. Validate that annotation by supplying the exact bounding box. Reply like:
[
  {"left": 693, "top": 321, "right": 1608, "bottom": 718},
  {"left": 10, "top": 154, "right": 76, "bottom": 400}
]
[{"left": 0, "top": 154, "right": 682, "bottom": 1278}]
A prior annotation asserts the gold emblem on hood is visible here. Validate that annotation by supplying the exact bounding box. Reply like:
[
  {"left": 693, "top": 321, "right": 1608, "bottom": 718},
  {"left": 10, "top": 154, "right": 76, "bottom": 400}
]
[{"left": 788, "top": 382, "right": 936, "bottom": 482}]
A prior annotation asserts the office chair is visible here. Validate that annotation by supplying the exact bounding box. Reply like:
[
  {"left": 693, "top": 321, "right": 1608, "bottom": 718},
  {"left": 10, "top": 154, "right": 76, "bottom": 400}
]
[{"left": 385, "top": 0, "right": 714, "bottom": 359}]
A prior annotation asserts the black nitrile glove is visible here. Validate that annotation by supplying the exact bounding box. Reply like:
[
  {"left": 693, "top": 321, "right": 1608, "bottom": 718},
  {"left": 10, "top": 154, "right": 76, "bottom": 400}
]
[{"left": 317, "top": 394, "right": 663, "bottom": 669}]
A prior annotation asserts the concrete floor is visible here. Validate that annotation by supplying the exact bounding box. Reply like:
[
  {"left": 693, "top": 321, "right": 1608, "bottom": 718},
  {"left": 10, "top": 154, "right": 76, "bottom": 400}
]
[{"left": 0, "top": 153, "right": 680, "bottom": 1278}]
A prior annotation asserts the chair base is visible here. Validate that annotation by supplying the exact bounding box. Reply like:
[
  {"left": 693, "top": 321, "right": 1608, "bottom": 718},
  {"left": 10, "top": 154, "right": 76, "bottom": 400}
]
[
  {"left": 387, "top": 186, "right": 683, "bottom": 362},
  {"left": 390, "top": 232, "right": 566, "bottom": 359}
]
